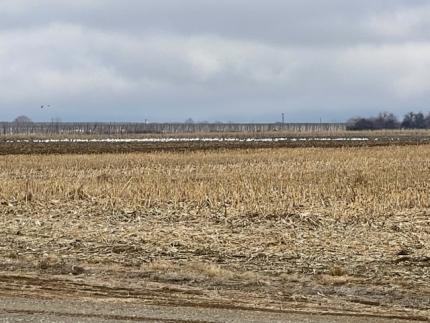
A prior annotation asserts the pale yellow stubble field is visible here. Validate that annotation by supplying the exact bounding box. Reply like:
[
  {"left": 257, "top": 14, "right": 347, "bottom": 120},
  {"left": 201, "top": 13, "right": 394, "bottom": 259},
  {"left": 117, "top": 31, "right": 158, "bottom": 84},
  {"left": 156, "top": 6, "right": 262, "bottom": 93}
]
[{"left": 1, "top": 145, "right": 429, "bottom": 218}]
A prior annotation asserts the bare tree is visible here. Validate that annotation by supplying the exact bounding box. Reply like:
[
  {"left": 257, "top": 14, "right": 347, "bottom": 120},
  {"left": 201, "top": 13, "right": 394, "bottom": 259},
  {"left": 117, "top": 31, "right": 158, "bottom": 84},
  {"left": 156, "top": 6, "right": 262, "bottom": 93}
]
[
  {"left": 346, "top": 117, "right": 375, "bottom": 130},
  {"left": 401, "top": 112, "right": 426, "bottom": 129},
  {"left": 373, "top": 112, "right": 399, "bottom": 129},
  {"left": 13, "top": 115, "right": 33, "bottom": 124}
]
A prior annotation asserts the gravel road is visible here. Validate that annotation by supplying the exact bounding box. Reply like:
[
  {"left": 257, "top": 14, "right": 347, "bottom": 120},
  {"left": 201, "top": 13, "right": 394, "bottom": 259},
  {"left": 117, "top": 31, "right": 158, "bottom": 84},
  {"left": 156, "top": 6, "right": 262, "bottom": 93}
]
[{"left": 0, "top": 296, "right": 425, "bottom": 323}]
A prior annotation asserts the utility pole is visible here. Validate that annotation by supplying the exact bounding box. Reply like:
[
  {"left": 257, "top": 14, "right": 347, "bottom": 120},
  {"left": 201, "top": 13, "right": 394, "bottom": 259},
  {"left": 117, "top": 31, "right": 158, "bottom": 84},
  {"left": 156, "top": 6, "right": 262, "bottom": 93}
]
[{"left": 282, "top": 113, "right": 285, "bottom": 124}]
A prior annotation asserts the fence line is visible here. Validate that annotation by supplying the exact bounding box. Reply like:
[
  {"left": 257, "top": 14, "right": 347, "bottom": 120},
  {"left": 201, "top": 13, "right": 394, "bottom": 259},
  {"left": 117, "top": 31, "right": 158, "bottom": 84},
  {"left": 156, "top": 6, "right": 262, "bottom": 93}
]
[{"left": 0, "top": 122, "right": 347, "bottom": 135}]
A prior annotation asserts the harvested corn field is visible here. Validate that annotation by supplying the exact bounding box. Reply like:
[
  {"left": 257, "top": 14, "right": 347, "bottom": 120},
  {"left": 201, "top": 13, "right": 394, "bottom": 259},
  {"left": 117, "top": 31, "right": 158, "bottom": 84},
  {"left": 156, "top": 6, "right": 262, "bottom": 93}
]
[{"left": 0, "top": 146, "right": 429, "bottom": 320}]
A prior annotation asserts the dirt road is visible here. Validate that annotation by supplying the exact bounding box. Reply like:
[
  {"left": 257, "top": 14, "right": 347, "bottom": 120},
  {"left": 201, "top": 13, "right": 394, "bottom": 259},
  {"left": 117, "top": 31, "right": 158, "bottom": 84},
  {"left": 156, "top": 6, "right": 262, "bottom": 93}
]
[{"left": 0, "top": 295, "right": 425, "bottom": 323}]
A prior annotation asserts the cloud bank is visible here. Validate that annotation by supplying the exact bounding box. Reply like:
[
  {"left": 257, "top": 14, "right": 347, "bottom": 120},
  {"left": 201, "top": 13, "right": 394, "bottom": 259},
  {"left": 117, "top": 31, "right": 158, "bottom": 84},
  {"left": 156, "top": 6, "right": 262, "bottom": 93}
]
[{"left": 0, "top": 0, "right": 429, "bottom": 122}]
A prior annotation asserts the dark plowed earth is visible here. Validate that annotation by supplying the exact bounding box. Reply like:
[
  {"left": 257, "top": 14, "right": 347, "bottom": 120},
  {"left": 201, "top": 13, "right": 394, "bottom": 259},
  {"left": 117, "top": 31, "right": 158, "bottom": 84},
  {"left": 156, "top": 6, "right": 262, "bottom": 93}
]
[{"left": 0, "top": 137, "right": 429, "bottom": 155}]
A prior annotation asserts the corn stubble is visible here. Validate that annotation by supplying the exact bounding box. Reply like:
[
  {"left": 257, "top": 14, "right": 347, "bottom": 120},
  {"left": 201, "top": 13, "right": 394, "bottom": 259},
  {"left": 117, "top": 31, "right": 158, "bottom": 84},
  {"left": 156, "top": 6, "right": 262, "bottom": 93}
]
[
  {"left": 0, "top": 145, "right": 429, "bottom": 315},
  {"left": 1, "top": 146, "right": 430, "bottom": 215}
]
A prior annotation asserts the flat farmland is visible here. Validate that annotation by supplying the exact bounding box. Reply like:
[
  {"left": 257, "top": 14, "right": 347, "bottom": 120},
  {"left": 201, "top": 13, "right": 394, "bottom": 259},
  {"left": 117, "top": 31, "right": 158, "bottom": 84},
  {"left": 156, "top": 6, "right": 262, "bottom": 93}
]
[
  {"left": 1, "top": 130, "right": 430, "bottom": 155},
  {"left": 0, "top": 144, "right": 429, "bottom": 320}
]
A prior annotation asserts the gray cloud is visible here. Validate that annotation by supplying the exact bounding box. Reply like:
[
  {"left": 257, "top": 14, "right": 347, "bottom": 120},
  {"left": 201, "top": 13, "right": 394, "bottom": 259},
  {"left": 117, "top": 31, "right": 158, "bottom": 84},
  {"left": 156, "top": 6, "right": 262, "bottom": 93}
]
[{"left": 0, "top": 0, "right": 429, "bottom": 122}]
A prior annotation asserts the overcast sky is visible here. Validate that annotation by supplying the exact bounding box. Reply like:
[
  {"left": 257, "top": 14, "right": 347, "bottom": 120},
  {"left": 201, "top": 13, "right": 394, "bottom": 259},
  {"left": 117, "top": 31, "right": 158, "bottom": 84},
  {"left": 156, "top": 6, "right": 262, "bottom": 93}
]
[{"left": 1, "top": 0, "right": 430, "bottom": 122}]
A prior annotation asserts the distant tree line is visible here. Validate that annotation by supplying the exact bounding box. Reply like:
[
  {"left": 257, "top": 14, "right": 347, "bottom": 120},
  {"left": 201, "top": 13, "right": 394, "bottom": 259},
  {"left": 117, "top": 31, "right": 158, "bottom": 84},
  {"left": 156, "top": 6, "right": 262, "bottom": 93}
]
[
  {"left": 13, "top": 115, "right": 33, "bottom": 124},
  {"left": 347, "top": 112, "right": 430, "bottom": 130}
]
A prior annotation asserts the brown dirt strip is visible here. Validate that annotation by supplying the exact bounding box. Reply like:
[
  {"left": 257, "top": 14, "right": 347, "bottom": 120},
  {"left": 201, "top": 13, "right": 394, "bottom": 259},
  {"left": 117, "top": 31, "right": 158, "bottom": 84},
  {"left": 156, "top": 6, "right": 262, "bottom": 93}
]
[{"left": 0, "top": 138, "right": 429, "bottom": 155}]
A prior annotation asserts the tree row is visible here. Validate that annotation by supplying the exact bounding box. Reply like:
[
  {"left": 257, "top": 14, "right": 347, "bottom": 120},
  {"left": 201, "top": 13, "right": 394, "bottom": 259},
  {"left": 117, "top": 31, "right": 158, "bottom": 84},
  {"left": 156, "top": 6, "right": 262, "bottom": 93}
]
[{"left": 347, "top": 112, "right": 430, "bottom": 130}]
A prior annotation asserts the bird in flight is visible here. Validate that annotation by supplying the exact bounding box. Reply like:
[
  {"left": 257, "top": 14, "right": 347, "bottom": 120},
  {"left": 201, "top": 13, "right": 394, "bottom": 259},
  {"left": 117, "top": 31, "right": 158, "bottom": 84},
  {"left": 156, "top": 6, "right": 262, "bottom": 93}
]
[{"left": 41, "top": 105, "right": 51, "bottom": 109}]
